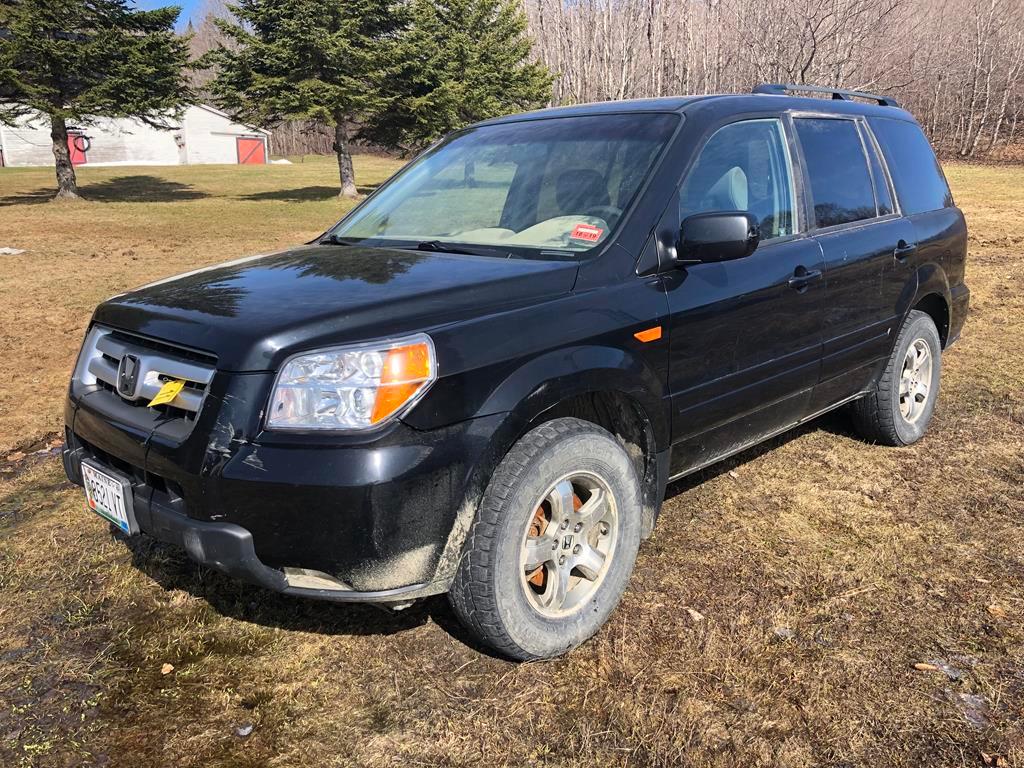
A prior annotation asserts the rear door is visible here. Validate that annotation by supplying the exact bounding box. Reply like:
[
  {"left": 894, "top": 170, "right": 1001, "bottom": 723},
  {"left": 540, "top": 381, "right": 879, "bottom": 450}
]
[
  {"left": 792, "top": 115, "right": 917, "bottom": 411},
  {"left": 665, "top": 117, "right": 825, "bottom": 474},
  {"left": 868, "top": 117, "right": 966, "bottom": 336}
]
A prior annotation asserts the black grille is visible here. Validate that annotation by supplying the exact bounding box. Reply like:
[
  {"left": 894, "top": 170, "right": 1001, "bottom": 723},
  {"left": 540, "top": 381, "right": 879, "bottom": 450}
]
[{"left": 108, "top": 329, "right": 217, "bottom": 367}]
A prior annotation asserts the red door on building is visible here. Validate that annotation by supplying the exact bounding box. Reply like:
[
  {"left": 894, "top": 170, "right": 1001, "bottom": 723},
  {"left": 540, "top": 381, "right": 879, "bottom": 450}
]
[
  {"left": 67, "top": 132, "right": 88, "bottom": 165},
  {"left": 236, "top": 137, "right": 266, "bottom": 165}
]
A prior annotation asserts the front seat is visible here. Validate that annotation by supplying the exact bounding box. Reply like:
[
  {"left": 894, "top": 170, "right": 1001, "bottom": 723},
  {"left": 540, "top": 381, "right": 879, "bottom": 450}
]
[{"left": 556, "top": 169, "right": 611, "bottom": 217}]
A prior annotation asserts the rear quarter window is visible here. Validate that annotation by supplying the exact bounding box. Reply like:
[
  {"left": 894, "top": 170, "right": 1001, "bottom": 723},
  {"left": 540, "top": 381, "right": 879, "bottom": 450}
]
[{"left": 869, "top": 118, "right": 953, "bottom": 215}]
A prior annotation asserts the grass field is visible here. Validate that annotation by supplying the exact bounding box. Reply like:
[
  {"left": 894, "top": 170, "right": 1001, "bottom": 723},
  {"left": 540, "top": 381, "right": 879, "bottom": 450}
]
[{"left": 0, "top": 158, "right": 1021, "bottom": 767}]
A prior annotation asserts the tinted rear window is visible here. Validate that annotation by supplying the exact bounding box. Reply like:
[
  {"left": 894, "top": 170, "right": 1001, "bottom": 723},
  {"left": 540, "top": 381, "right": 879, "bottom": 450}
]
[
  {"left": 795, "top": 118, "right": 876, "bottom": 228},
  {"left": 869, "top": 118, "right": 952, "bottom": 215}
]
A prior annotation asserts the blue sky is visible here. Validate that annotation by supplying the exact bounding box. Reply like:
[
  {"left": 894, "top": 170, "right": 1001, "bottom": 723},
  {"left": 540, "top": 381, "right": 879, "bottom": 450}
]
[{"left": 133, "top": 0, "right": 203, "bottom": 32}]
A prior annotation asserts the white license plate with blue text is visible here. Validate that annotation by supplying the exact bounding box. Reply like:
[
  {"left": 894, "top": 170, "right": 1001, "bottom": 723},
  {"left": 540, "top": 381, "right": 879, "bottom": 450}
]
[{"left": 82, "top": 461, "right": 134, "bottom": 534}]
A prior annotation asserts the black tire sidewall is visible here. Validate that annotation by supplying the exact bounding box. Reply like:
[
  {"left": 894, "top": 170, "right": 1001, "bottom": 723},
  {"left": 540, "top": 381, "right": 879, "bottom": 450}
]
[
  {"left": 490, "top": 430, "right": 642, "bottom": 658},
  {"left": 890, "top": 313, "right": 942, "bottom": 445}
]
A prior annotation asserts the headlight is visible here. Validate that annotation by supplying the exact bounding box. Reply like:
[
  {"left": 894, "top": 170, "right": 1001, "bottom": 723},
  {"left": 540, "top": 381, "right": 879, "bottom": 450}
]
[{"left": 266, "top": 334, "right": 436, "bottom": 431}]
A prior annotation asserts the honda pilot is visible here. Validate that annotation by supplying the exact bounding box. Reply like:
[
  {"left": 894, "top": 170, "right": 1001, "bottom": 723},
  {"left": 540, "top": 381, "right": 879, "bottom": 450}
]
[{"left": 63, "top": 84, "right": 969, "bottom": 660}]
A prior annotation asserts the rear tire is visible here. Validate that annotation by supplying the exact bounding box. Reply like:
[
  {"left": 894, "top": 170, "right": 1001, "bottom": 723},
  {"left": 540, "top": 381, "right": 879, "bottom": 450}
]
[
  {"left": 448, "top": 417, "right": 643, "bottom": 660},
  {"left": 851, "top": 310, "right": 942, "bottom": 446}
]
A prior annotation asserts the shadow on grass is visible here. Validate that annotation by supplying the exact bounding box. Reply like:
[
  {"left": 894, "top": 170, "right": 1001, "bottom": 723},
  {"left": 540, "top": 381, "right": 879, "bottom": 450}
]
[
  {"left": 122, "top": 535, "right": 433, "bottom": 638},
  {"left": 83, "top": 175, "right": 208, "bottom": 202},
  {"left": 0, "top": 175, "right": 208, "bottom": 205},
  {"left": 0, "top": 188, "right": 57, "bottom": 206},
  {"left": 238, "top": 184, "right": 379, "bottom": 202},
  {"left": 664, "top": 407, "right": 862, "bottom": 501},
  {"left": 122, "top": 535, "right": 511, "bottom": 657}
]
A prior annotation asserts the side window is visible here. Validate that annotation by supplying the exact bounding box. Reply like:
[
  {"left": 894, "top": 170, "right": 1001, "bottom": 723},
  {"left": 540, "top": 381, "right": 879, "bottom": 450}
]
[
  {"left": 862, "top": 127, "right": 894, "bottom": 216},
  {"left": 869, "top": 117, "right": 953, "bottom": 215},
  {"left": 795, "top": 118, "right": 877, "bottom": 228},
  {"left": 680, "top": 119, "right": 796, "bottom": 240}
]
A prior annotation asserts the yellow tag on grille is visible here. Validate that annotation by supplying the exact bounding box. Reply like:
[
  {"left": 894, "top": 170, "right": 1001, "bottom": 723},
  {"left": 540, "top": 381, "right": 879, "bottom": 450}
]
[{"left": 148, "top": 379, "right": 185, "bottom": 407}]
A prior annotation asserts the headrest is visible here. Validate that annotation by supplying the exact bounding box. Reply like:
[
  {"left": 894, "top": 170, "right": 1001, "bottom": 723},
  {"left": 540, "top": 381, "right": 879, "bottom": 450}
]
[{"left": 706, "top": 166, "right": 748, "bottom": 210}]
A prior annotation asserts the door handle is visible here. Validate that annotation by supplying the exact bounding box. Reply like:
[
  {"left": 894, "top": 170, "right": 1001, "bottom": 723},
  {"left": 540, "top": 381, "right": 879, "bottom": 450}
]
[
  {"left": 788, "top": 267, "right": 823, "bottom": 291},
  {"left": 894, "top": 239, "right": 917, "bottom": 262}
]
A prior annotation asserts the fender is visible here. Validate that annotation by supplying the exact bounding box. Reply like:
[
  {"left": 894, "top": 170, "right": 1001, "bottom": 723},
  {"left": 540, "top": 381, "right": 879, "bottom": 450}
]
[
  {"left": 904, "top": 260, "right": 954, "bottom": 348},
  {"left": 430, "top": 345, "right": 669, "bottom": 584},
  {"left": 880, "top": 261, "right": 950, "bottom": 364},
  {"left": 912, "top": 261, "right": 953, "bottom": 315},
  {"left": 471, "top": 344, "right": 670, "bottom": 450}
]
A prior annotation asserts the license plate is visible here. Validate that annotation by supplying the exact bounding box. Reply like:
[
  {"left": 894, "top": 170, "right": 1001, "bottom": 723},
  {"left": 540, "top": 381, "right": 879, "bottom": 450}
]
[{"left": 82, "top": 460, "right": 136, "bottom": 534}]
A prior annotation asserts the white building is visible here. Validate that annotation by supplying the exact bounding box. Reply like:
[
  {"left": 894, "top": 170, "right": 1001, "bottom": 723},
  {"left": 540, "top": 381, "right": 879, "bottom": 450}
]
[{"left": 0, "top": 104, "right": 270, "bottom": 168}]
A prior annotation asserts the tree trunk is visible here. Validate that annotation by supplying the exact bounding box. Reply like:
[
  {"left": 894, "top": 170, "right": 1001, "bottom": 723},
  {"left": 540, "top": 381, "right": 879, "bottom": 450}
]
[
  {"left": 332, "top": 120, "right": 358, "bottom": 198},
  {"left": 49, "top": 114, "right": 79, "bottom": 200}
]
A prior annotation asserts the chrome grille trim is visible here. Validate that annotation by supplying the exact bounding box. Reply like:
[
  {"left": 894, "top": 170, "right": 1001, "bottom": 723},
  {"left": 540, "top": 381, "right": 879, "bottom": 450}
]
[{"left": 76, "top": 325, "right": 215, "bottom": 414}]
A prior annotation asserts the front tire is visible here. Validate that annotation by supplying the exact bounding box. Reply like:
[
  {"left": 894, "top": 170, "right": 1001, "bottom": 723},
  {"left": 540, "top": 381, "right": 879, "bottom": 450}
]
[
  {"left": 851, "top": 310, "right": 942, "bottom": 446},
  {"left": 448, "top": 417, "right": 643, "bottom": 660}
]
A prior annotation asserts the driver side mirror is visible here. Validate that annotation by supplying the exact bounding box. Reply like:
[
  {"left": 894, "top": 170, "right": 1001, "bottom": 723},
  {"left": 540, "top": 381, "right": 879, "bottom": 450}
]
[{"left": 677, "top": 212, "right": 760, "bottom": 264}]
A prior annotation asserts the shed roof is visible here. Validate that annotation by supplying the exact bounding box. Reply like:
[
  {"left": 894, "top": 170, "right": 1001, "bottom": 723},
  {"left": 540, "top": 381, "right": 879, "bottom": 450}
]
[{"left": 190, "top": 104, "right": 271, "bottom": 135}]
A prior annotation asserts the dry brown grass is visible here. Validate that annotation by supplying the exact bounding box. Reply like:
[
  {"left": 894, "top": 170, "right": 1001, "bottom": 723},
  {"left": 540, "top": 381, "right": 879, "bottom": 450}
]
[{"left": 0, "top": 160, "right": 1022, "bottom": 768}]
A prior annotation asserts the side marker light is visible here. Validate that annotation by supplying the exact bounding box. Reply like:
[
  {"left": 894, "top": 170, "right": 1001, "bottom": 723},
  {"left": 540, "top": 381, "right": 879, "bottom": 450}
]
[{"left": 634, "top": 326, "right": 662, "bottom": 343}]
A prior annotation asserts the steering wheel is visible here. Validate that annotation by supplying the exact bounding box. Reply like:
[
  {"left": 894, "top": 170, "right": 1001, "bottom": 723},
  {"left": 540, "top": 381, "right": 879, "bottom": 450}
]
[{"left": 581, "top": 205, "right": 623, "bottom": 227}]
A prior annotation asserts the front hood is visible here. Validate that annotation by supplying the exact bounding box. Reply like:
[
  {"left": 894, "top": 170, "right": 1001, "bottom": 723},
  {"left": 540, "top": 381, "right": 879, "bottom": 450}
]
[{"left": 94, "top": 245, "right": 578, "bottom": 371}]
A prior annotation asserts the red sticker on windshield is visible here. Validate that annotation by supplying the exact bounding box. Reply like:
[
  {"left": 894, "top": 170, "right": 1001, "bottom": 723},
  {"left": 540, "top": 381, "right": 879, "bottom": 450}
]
[{"left": 570, "top": 223, "right": 604, "bottom": 242}]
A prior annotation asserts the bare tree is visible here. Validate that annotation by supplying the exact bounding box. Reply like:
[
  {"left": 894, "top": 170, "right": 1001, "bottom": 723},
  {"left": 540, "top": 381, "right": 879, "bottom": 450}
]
[{"left": 521, "top": 0, "right": 1024, "bottom": 158}]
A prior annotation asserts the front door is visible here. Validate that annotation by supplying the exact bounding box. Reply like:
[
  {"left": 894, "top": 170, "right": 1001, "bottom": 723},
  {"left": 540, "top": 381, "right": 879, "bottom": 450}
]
[{"left": 665, "top": 117, "right": 825, "bottom": 475}]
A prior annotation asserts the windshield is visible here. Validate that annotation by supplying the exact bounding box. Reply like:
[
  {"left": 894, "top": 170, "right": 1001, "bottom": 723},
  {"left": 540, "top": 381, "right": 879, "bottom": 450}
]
[{"left": 329, "top": 113, "right": 679, "bottom": 257}]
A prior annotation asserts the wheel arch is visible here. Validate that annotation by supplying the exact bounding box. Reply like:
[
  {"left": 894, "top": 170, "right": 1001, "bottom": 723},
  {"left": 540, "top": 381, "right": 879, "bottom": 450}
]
[
  {"left": 912, "top": 292, "right": 951, "bottom": 348},
  {"left": 471, "top": 344, "right": 670, "bottom": 449},
  {"left": 485, "top": 345, "right": 671, "bottom": 538},
  {"left": 910, "top": 261, "right": 953, "bottom": 348},
  {"left": 524, "top": 389, "right": 667, "bottom": 539},
  {"left": 433, "top": 348, "right": 671, "bottom": 585}
]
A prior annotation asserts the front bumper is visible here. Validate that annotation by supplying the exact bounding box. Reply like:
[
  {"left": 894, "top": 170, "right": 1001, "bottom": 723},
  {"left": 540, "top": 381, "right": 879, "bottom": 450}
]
[
  {"left": 65, "top": 440, "right": 437, "bottom": 601},
  {"left": 64, "top": 372, "right": 506, "bottom": 601}
]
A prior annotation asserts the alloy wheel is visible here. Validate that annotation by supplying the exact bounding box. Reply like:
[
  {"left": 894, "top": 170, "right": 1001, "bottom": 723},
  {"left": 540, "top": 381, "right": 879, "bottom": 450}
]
[
  {"left": 899, "top": 338, "right": 933, "bottom": 423},
  {"left": 519, "top": 471, "right": 618, "bottom": 617}
]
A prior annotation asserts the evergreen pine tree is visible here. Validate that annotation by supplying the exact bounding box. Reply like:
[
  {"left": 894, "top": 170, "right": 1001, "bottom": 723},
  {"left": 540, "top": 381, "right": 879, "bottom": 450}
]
[
  {"left": 0, "top": 0, "right": 192, "bottom": 199},
  {"left": 364, "top": 0, "right": 553, "bottom": 151},
  {"left": 204, "top": 0, "right": 403, "bottom": 198}
]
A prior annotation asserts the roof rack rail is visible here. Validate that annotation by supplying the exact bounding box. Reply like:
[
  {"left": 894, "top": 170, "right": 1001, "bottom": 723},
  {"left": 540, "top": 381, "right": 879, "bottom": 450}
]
[{"left": 752, "top": 83, "right": 900, "bottom": 108}]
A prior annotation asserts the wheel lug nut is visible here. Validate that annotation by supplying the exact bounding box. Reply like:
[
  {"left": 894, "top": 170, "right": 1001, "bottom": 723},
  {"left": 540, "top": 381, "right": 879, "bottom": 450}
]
[
  {"left": 572, "top": 544, "right": 581, "bottom": 554},
  {"left": 558, "top": 555, "right": 566, "bottom": 565},
  {"left": 561, "top": 519, "right": 569, "bottom": 529},
  {"left": 573, "top": 523, "right": 582, "bottom": 533},
  {"left": 551, "top": 541, "right": 558, "bottom": 550}
]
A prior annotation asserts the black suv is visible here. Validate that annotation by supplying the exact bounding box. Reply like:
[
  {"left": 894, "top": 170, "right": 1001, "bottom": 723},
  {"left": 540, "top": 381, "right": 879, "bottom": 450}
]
[{"left": 63, "top": 84, "right": 968, "bottom": 660}]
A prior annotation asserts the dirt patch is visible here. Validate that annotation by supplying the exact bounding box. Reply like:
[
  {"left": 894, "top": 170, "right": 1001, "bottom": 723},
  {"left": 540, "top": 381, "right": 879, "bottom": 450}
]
[{"left": 1, "top": 433, "right": 63, "bottom": 482}]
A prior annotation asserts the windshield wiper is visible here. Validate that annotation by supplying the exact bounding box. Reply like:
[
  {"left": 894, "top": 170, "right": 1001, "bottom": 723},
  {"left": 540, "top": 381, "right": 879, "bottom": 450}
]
[
  {"left": 413, "top": 240, "right": 511, "bottom": 258},
  {"left": 319, "top": 233, "right": 358, "bottom": 246}
]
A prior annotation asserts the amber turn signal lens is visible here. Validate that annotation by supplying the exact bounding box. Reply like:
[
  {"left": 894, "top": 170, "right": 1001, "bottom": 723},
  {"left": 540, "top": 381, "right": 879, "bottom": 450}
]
[
  {"left": 634, "top": 326, "right": 662, "bottom": 343},
  {"left": 370, "top": 342, "right": 434, "bottom": 424}
]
